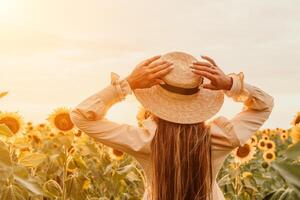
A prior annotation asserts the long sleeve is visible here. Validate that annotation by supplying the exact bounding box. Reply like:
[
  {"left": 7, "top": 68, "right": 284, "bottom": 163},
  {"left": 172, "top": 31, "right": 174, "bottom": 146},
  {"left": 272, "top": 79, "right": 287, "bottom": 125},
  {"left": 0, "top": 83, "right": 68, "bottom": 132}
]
[
  {"left": 70, "top": 72, "right": 154, "bottom": 160},
  {"left": 211, "top": 72, "right": 274, "bottom": 148}
]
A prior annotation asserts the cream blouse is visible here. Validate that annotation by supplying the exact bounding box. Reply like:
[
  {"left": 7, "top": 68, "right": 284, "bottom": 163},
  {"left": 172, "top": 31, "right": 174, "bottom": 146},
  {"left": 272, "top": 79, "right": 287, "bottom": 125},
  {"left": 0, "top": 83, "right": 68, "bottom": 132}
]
[{"left": 70, "top": 72, "right": 274, "bottom": 200}]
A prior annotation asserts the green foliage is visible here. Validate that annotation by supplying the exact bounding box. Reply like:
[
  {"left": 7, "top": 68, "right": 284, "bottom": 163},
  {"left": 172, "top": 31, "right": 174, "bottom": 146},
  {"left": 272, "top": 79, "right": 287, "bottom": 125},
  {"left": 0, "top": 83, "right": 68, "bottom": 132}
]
[
  {"left": 0, "top": 104, "right": 299, "bottom": 199},
  {"left": 266, "top": 142, "right": 300, "bottom": 200},
  {"left": 217, "top": 128, "right": 300, "bottom": 200},
  {"left": 0, "top": 122, "right": 146, "bottom": 200}
]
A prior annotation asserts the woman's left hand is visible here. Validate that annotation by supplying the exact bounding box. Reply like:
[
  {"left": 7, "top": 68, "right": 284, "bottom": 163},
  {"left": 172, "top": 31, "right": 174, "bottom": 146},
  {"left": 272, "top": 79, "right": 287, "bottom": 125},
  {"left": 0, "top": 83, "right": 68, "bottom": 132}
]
[{"left": 190, "top": 55, "right": 233, "bottom": 91}]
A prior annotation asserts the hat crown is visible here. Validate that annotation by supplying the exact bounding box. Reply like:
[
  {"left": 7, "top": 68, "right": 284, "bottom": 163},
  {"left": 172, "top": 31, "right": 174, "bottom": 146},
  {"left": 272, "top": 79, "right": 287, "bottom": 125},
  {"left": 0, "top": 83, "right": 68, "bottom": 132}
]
[
  {"left": 133, "top": 51, "right": 224, "bottom": 124},
  {"left": 158, "top": 51, "right": 202, "bottom": 88}
]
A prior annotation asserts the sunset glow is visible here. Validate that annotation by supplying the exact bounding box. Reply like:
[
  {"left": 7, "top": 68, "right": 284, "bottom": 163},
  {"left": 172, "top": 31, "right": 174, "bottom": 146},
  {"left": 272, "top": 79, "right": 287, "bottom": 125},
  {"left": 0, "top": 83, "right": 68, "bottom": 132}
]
[{"left": 0, "top": 1, "right": 299, "bottom": 129}]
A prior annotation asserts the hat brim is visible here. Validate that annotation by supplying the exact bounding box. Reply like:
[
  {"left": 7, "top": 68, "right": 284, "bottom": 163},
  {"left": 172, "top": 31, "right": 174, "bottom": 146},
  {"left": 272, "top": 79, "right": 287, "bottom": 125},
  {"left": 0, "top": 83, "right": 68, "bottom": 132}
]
[{"left": 133, "top": 85, "right": 224, "bottom": 124}]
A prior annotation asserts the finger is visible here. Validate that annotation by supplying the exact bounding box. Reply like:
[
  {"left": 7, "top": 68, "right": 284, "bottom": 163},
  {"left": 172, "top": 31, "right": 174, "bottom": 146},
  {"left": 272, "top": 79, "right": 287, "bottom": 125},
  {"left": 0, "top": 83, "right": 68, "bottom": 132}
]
[
  {"left": 150, "top": 63, "right": 173, "bottom": 73},
  {"left": 149, "top": 79, "right": 165, "bottom": 87},
  {"left": 201, "top": 55, "right": 218, "bottom": 67},
  {"left": 139, "top": 55, "right": 161, "bottom": 66},
  {"left": 190, "top": 65, "right": 218, "bottom": 74},
  {"left": 192, "top": 61, "right": 213, "bottom": 68},
  {"left": 191, "top": 69, "right": 216, "bottom": 82},
  {"left": 201, "top": 84, "right": 217, "bottom": 90},
  {"left": 155, "top": 79, "right": 166, "bottom": 85},
  {"left": 148, "top": 60, "right": 170, "bottom": 69},
  {"left": 152, "top": 66, "right": 174, "bottom": 79}
]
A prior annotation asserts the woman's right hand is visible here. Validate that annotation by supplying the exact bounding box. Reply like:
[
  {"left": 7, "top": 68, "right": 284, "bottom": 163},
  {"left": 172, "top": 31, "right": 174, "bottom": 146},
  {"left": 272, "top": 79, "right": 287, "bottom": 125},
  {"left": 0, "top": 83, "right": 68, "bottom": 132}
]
[{"left": 126, "top": 55, "right": 174, "bottom": 90}]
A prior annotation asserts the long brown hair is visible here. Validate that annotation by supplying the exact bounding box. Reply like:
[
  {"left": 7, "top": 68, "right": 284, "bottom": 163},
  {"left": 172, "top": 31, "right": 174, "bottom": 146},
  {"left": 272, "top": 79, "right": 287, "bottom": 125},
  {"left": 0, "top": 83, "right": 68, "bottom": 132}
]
[{"left": 149, "top": 115, "right": 212, "bottom": 200}]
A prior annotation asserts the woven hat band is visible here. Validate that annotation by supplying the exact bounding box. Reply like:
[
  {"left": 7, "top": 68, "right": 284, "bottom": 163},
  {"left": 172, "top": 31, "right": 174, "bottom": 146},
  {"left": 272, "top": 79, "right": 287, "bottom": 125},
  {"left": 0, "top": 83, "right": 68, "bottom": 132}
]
[
  {"left": 159, "top": 76, "right": 204, "bottom": 95},
  {"left": 159, "top": 83, "right": 200, "bottom": 95}
]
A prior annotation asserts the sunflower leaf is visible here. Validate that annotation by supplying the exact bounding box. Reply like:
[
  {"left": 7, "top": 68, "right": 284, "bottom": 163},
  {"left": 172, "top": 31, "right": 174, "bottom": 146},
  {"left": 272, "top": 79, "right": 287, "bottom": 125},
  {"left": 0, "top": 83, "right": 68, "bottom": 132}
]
[
  {"left": 271, "top": 161, "right": 300, "bottom": 198},
  {"left": 0, "top": 140, "right": 12, "bottom": 167},
  {"left": 43, "top": 179, "right": 63, "bottom": 198},
  {"left": 286, "top": 142, "right": 300, "bottom": 160},
  {"left": 0, "top": 123, "right": 13, "bottom": 137},
  {"left": 13, "top": 175, "right": 44, "bottom": 196},
  {"left": 0, "top": 185, "right": 28, "bottom": 200},
  {"left": 18, "top": 153, "right": 46, "bottom": 168}
]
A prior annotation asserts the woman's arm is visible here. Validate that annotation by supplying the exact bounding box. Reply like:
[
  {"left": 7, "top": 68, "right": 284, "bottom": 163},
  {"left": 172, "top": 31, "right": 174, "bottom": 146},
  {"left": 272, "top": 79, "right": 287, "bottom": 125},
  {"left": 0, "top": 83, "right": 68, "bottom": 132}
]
[
  {"left": 191, "top": 56, "right": 274, "bottom": 148},
  {"left": 213, "top": 72, "right": 274, "bottom": 147},
  {"left": 70, "top": 55, "right": 174, "bottom": 159}
]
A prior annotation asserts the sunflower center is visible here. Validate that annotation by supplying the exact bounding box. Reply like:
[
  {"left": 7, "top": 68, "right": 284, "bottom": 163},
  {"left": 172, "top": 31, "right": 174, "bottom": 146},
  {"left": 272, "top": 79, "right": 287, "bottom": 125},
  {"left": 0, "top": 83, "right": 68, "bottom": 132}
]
[
  {"left": 236, "top": 144, "right": 250, "bottom": 158},
  {"left": 266, "top": 153, "right": 273, "bottom": 159},
  {"left": 113, "top": 149, "right": 124, "bottom": 157},
  {"left": 267, "top": 143, "right": 273, "bottom": 149},
  {"left": 0, "top": 117, "right": 20, "bottom": 134},
  {"left": 54, "top": 113, "right": 74, "bottom": 131}
]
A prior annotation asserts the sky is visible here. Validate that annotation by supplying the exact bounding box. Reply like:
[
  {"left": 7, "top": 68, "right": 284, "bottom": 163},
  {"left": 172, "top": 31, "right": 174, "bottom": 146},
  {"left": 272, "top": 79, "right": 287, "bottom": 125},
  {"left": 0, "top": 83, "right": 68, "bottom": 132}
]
[{"left": 0, "top": 0, "right": 299, "bottom": 129}]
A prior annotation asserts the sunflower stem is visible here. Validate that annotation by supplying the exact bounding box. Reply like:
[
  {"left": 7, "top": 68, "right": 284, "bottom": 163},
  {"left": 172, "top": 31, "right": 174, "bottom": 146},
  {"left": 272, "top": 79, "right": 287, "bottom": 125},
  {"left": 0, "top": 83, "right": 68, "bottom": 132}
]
[{"left": 62, "top": 146, "right": 67, "bottom": 200}]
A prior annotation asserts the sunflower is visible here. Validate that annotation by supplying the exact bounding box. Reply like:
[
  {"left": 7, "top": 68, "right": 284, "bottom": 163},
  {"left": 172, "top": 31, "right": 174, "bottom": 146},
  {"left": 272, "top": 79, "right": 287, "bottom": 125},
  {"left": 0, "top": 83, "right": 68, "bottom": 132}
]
[
  {"left": 275, "top": 128, "right": 282, "bottom": 133},
  {"left": 261, "top": 133, "right": 269, "bottom": 141},
  {"left": 82, "top": 179, "right": 91, "bottom": 190},
  {"left": 265, "top": 140, "right": 276, "bottom": 151},
  {"left": 109, "top": 148, "right": 125, "bottom": 160},
  {"left": 249, "top": 135, "right": 258, "bottom": 146},
  {"left": 242, "top": 171, "right": 253, "bottom": 178},
  {"left": 232, "top": 143, "right": 256, "bottom": 164},
  {"left": 0, "top": 112, "right": 24, "bottom": 135},
  {"left": 48, "top": 108, "right": 74, "bottom": 132},
  {"left": 263, "top": 150, "right": 276, "bottom": 163},
  {"left": 269, "top": 129, "right": 277, "bottom": 137},
  {"left": 256, "top": 130, "right": 262, "bottom": 135},
  {"left": 280, "top": 130, "right": 289, "bottom": 141},
  {"left": 75, "top": 130, "right": 82, "bottom": 137},
  {"left": 136, "top": 106, "right": 152, "bottom": 127},
  {"left": 261, "top": 162, "right": 269, "bottom": 169},
  {"left": 290, "top": 124, "right": 300, "bottom": 144},
  {"left": 25, "top": 122, "right": 34, "bottom": 132},
  {"left": 258, "top": 139, "right": 267, "bottom": 151},
  {"left": 291, "top": 112, "right": 300, "bottom": 126}
]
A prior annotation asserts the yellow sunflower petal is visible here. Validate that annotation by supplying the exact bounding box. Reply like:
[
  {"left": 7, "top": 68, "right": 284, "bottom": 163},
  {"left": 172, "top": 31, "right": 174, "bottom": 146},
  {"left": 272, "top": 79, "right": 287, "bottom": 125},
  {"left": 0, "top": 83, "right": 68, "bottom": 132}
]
[
  {"left": 291, "top": 112, "right": 300, "bottom": 126},
  {"left": 290, "top": 124, "right": 300, "bottom": 144},
  {"left": 242, "top": 171, "right": 253, "bottom": 178}
]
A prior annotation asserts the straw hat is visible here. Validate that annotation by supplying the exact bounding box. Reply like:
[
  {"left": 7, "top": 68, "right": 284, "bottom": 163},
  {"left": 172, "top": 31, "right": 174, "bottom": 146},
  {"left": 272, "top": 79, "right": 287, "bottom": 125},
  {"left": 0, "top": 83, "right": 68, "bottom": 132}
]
[{"left": 133, "top": 51, "right": 224, "bottom": 124}]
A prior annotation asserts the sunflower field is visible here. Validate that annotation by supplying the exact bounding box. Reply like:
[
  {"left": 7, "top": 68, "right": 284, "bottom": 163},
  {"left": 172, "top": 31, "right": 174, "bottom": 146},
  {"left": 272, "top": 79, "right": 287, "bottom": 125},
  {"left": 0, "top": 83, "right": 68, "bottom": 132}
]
[{"left": 0, "top": 91, "right": 300, "bottom": 200}]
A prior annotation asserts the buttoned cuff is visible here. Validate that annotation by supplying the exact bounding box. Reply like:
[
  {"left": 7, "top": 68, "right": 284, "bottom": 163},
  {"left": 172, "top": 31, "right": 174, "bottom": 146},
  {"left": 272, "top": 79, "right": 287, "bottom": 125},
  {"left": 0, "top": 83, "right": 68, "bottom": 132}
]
[
  {"left": 224, "top": 72, "right": 251, "bottom": 103},
  {"left": 224, "top": 72, "right": 244, "bottom": 97}
]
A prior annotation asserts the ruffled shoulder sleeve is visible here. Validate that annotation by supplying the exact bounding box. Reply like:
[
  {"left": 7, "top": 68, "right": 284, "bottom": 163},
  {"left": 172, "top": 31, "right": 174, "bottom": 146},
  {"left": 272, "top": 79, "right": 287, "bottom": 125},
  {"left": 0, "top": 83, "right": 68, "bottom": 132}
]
[{"left": 71, "top": 72, "right": 133, "bottom": 121}]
